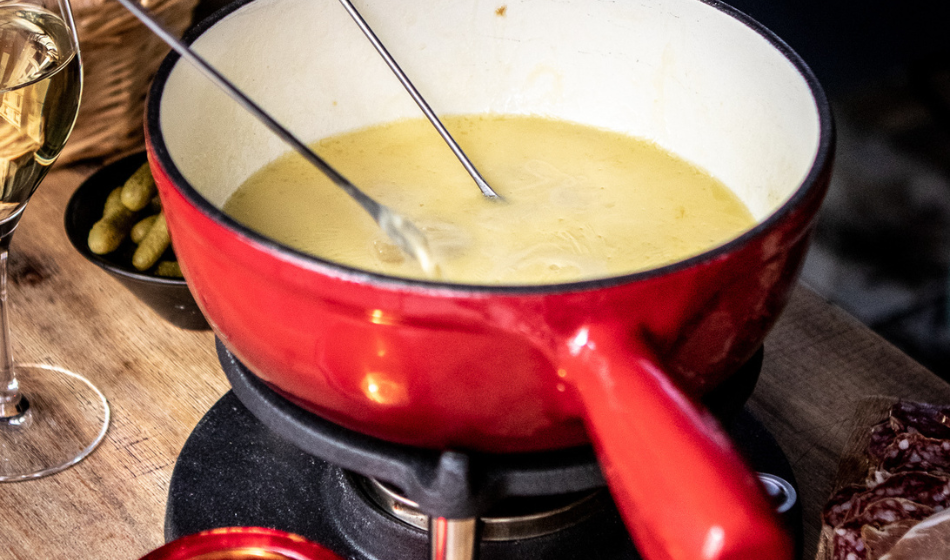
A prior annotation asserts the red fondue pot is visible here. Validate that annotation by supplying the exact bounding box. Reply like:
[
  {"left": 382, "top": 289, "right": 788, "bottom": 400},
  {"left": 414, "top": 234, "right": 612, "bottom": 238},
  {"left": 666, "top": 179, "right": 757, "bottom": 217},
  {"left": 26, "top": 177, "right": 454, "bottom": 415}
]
[{"left": 145, "top": 1, "right": 834, "bottom": 559}]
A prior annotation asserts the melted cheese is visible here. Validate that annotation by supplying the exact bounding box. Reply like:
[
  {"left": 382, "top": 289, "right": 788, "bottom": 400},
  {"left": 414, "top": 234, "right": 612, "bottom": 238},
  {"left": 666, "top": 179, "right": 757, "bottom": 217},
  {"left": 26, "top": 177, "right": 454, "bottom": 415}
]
[{"left": 224, "top": 115, "right": 754, "bottom": 284}]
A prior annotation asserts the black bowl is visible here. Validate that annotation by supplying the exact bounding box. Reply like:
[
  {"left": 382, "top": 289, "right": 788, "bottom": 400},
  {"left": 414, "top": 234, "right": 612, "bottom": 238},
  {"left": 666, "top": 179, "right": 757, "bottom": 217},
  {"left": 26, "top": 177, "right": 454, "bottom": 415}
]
[{"left": 64, "top": 152, "right": 209, "bottom": 330}]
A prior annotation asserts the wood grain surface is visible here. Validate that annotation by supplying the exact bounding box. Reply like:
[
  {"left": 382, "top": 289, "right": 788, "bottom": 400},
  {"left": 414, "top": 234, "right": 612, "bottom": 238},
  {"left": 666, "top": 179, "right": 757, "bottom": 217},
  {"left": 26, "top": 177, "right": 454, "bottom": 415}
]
[
  {"left": 0, "top": 165, "right": 225, "bottom": 560},
  {"left": 1, "top": 165, "right": 948, "bottom": 560},
  {"left": 751, "top": 288, "right": 950, "bottom": 554}
]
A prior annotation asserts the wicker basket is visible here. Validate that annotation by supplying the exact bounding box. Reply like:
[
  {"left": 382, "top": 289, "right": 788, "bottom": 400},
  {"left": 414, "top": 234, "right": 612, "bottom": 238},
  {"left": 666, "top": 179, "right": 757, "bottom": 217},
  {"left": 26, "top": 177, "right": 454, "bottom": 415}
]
[{"left": 62, "top": 0, "right": 199, "bottom": 164}]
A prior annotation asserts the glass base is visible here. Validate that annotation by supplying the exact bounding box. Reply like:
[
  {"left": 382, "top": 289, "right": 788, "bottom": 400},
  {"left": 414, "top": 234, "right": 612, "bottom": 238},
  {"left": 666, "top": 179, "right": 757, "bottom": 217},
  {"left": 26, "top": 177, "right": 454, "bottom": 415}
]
[{"left": 0, "top": 364, "right": 109, "bottom": 482}]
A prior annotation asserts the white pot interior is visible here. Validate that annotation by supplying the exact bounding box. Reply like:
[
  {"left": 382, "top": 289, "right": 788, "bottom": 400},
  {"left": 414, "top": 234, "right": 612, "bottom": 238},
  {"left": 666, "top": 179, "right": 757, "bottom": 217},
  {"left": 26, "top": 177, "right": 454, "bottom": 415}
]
[{"left": 159, "top": 0, "right": 822, "bottom": 222}]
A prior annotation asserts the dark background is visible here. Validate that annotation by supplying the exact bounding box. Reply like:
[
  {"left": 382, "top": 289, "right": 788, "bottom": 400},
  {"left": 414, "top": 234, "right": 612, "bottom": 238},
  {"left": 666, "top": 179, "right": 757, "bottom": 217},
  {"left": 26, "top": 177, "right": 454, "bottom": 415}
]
[
  {"left": 726, "top": 0, "right": 950, "bottom": 378},
  {"left": 725, "top": 0, "right": 950, "bottom": 95}
]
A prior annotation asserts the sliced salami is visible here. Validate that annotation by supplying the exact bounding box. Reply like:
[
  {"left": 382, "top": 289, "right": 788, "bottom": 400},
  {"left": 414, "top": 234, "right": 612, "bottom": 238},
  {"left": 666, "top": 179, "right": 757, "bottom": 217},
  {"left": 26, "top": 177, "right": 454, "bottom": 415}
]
[
  {"left": 869, "top": 421, "right": 899, "bottom": 459},
  {"left": 832, "top": 524, "right": 867, "bottom": 560},
  {"left": 823, "top": 401, "right": 950, "bottom": 560},
  {"left": 889, "top": 401, "right": 950, "bottom": 439},
  {"left": 868, "top": 401, "right": 950, "bottom": 459},
  {"left": 875, "top": 433, "right": 950, "bottom": 474},
  {"left": 824, "top": 484, "right": 868, "bottom": 526},
  {"left": 831, "top": 498, "right": 935, "bottom": 560},
  {"left": 823, "top": 471, "right": 950, "bottom": 527}
]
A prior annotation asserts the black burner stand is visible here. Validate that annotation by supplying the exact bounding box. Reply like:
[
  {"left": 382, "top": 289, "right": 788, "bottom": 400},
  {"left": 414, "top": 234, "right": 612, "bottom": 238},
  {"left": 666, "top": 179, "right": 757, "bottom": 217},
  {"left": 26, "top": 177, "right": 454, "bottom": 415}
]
[{"left": 165, "top": 342, "right": 802, "bottom": 560}]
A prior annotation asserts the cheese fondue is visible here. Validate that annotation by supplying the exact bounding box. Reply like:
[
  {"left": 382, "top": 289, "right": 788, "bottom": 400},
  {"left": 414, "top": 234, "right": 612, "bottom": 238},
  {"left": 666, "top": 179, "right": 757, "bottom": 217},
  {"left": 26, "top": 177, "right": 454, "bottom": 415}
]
[{"left": 223, "top": 115, "right": 755, "bottom": 284}]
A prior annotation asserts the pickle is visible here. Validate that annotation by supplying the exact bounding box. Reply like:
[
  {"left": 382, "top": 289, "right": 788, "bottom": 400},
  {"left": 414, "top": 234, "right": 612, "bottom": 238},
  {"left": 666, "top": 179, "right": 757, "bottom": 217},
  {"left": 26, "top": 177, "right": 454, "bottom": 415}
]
[
  {"left": 130, "top": 214, "right": 159, "bottom": 244},
  {"left": 132, "top": 212, "right": 170, "bottom": 271},
  {"left": 103, "top": 186, "right": 126, "bottom": 215},
  {"left": 155, "top": 260, "right": 183, "bottom": 278},
  {"left": 120, "top": 163, "right": 157, "bottom": 212},
  {"left": 88, "top": 187, "right": 136, "bottom": 255}
]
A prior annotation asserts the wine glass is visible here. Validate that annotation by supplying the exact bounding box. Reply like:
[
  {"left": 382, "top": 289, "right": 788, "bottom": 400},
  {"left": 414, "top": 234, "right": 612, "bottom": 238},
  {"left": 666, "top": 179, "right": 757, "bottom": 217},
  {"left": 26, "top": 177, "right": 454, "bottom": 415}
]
[{"left": 0, "top": 0, "right": 109, "bottom": 481}]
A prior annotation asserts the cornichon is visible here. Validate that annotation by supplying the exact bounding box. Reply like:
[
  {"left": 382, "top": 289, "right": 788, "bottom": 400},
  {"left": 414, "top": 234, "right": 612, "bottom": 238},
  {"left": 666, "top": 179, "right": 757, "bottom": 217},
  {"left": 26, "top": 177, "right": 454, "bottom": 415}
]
[
  {"left": 155, "top": 260, "right": 183, "bottom": 278},
  {"left": 130, "top": 214, "right": 159, "bottom": 244},
  {"left": 120, "top": 163, "right": 157, "bottom": 212},
  {"left": 88, "top": 165, "right": 184, "bottom": 276},
  {"left": 132, "top": 212, "right": 170, "bottom": 271},
  {"left": 88, "top": 187, "right": 136, "bottom": 255}
]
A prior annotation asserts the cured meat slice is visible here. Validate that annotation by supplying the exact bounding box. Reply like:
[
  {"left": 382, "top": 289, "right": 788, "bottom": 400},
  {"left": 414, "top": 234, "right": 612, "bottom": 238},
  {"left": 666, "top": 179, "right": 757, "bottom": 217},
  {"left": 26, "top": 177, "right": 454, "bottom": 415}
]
[
  {"left": 875, "top": 433, "right": 950, "bottom": 474},
  {"left": 823, "top": 484, "right": 867, "bottom": 527},
  {"left": 889, "top": 401, "right": 950, "bottom": 439},
  {"left": 831, "top": 498, "right": 935, "bottom": 560},
  {"left": 869, "top": 401, "right": 950, "bottom": 459},
  {"left": 821, "top": 401, "right": 950, "bottom": 560},
  {"left": 832, "top": 524, "right": 867, "bottom": 560},
  {"left": 823, "top": 471, "right": 950, "bottom": 527},
  {"left": 869, "top": 421, "right": 898, "bottom": 459}
]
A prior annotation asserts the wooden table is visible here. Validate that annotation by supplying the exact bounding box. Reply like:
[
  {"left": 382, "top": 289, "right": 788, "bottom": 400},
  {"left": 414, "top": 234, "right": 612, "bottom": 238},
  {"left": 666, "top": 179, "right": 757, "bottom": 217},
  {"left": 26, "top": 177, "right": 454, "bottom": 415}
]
[{"left": 2, "top": 165, "right": 949, "bottom": 560}]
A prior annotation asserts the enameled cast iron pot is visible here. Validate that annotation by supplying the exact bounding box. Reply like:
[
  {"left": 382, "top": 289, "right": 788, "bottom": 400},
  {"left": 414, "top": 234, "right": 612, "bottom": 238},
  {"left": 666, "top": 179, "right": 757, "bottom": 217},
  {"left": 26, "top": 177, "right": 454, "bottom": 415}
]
[
  {"left": 139, "top": 527, "right": 342, "bottom": 560},
  {"left": 145, "top": 1, "right": 834, "bottom": 559}
]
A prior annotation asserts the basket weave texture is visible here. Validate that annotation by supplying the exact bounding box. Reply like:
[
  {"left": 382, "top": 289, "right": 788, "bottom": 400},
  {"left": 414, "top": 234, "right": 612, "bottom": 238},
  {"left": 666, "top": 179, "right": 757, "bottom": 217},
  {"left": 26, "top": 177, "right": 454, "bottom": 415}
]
[{"left": 62, "top": 0, "right": 198, "bottom": 164}]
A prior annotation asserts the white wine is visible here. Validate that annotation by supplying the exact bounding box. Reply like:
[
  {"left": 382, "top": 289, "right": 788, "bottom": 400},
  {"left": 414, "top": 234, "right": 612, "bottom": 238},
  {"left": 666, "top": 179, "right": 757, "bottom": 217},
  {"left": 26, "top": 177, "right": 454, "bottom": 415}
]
[{"left": 0, "top": 4, "right": 80, "bottom": 222}]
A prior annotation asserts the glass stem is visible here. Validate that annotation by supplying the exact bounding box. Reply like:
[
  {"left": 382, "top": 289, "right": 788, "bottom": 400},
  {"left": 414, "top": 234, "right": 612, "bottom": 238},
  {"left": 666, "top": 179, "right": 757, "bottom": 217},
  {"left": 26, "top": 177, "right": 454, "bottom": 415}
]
[{"left": 0, "top": 226, "right": 22, "bottom": 418}]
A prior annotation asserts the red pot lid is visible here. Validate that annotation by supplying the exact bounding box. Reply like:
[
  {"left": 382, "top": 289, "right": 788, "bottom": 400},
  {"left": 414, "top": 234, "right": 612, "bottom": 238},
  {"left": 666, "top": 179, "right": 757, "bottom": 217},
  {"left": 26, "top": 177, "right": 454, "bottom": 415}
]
[{"left": 139, "top": 527, "right": 343, "bottom": 560}]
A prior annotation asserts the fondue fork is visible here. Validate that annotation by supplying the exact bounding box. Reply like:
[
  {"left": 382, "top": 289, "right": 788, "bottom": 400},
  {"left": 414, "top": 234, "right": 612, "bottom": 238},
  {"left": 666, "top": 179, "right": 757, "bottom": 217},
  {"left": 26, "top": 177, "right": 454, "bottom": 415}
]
[
  {"left": 336, "top": 0, "right": 504, "bottom": 201},
  {"left": 115, "top": 0, "right": 439, "bottom": 276}
]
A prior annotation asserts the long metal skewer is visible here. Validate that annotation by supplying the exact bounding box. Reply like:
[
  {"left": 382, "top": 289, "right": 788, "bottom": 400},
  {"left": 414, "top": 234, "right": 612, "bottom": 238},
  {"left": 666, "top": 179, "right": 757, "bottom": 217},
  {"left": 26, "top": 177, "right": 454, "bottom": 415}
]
[
  {"left": 116, "top": 0, "right": 438, "bottom": 276},
  {"left": 337, "top": 0, "right": 503, "bottom": 201}
]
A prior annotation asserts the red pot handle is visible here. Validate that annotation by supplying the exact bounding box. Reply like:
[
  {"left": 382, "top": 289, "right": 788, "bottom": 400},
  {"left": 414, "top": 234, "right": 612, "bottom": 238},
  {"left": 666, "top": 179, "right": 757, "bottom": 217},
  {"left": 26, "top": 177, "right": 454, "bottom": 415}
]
[{"left": 559, "top": 323, "right": 793, "bottom": 560}]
